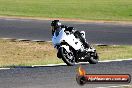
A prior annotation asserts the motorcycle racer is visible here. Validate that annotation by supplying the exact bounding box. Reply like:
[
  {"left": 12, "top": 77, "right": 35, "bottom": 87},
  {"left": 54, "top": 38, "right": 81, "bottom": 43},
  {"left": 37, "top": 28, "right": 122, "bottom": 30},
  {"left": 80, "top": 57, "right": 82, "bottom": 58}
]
[
  {"left": 51, "top": 20, "right": 89, "bottom": 48},
  {"left": 51, "top": 20, "right": 99, "bottom": 65}
]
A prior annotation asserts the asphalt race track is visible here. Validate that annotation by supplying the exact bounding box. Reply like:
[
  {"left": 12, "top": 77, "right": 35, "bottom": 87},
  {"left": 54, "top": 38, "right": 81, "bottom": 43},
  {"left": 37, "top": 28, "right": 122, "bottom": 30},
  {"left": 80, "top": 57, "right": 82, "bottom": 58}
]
[
  {"left": 0, "top": 60, "right": 132, "bottom": 88},
  {"left": 0, "top": 18, "right": 132, "bottom": 45},
  {"left": 0, "top": 18, "right": 132, "bottom": 88}
]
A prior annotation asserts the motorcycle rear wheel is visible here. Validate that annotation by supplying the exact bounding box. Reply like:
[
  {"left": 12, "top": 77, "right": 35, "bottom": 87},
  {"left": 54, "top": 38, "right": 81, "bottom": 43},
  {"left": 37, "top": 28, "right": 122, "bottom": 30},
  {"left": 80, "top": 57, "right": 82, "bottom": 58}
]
[{"left": 88, "top": 52, "right": 99, "bottom": 64}]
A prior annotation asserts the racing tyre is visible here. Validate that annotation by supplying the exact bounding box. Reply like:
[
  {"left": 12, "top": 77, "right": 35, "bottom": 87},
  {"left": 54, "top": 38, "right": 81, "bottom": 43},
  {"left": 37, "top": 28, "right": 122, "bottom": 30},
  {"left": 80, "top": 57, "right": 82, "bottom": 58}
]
[
  {"left": 59, "top": 47, "right": 75, "bottom": 66},
  {"left": 88, "top": 52, "right": 99, "bottom": 64}
]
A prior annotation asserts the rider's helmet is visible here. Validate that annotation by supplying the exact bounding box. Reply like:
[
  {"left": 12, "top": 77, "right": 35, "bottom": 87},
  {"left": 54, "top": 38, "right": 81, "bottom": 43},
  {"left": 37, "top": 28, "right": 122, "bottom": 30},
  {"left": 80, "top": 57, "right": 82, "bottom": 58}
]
[{"left": 51, "top": 20, "right": 62, "bottom": 32}]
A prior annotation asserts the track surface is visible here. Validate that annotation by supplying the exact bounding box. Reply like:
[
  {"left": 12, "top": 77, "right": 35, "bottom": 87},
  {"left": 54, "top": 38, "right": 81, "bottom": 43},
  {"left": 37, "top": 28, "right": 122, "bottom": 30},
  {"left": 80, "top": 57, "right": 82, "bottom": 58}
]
[
  {"left": 0, "top": 60, "right": 132, "bottom": 88},
  {"left": 0, "top": 18, "right": 132, "bottom": 45}
]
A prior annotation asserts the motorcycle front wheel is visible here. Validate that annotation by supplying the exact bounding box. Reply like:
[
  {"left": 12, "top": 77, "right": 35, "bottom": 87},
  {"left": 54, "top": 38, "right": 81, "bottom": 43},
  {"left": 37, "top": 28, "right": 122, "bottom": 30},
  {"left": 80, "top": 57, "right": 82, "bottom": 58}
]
[{"left": 59, "top": 47, "right": 75, "bottom": 66}]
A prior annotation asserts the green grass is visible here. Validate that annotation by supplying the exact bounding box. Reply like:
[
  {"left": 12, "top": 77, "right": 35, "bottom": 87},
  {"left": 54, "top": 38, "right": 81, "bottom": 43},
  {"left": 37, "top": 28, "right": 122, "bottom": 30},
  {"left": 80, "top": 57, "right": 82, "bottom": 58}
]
[
  {"left": 0, "top": 39, "right": 62, "bottom": 67},
  {"left": 0, "top": 0, "right": 132, "bottom": 21},
  {"left": 0, "top": 39, "right": 132, "bottom": 67},
  {"left": 118, "top": 86, "right": 132, "bottom": 88},
  {"left": 95, "top": 45, "right": 132, "bottom": 60}
]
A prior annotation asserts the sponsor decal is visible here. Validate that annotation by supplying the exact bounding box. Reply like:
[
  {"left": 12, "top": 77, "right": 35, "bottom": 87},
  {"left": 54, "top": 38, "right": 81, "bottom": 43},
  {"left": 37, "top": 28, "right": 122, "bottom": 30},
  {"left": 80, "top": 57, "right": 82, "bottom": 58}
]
[{"left": 76, "top": 66, "right": 131, "bottom": 85}]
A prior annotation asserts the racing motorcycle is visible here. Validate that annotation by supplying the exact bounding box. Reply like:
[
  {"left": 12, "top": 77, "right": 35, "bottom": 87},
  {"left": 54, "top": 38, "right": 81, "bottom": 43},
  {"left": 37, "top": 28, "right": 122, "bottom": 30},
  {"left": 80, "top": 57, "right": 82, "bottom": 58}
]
[{"left": 52, "top": 28, "right": 99, "bottom": 66}]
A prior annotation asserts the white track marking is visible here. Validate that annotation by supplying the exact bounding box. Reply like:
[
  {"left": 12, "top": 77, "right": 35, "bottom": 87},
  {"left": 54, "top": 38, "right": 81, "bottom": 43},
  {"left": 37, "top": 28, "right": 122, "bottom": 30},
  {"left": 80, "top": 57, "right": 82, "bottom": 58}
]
[
  {"left": 99, "top": 58, "right": 132, "bottom": 63},
  {"left": 32, "top": 63, "right": 66, "bottom": 67},
  {"left": 0, "top": 68, "right": 10, "bottom": 70},
  {"left": 96, "top": 85, "right": 132, "bottom": 88},
  {"left": 32, "top": 58, "right": 132, "bottom": 67},
  {"left": 0, "top": 59, "right": 132, "bottom": 69}
]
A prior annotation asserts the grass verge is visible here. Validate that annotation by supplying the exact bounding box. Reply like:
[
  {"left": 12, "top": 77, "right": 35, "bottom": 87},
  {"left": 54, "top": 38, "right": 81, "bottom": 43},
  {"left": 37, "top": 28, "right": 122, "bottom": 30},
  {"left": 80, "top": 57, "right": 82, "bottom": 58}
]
[
  {"left": 0, "top": 39, "right": 132, "bottom": 67},
  {"left": 0, "top": 0, "right": 132, "bottom": 21},
  {"left": 114, "top": 85, "right": 132, "bottom": 88},
  {"left": 122, "top": 86, "right": 132, "bottom": 88},
  {"left": 0, "top": 39, "right": 62, "bottom": 67}
]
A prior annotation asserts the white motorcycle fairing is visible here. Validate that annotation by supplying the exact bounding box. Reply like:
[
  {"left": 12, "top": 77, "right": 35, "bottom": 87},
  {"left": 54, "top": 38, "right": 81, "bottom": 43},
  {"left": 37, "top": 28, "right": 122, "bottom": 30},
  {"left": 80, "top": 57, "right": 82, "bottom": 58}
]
[
  {"left": 52, "top": 28, "right": 82, "bottom": 50},
  {"left": 51, "top": 27, "right": 99, "bottom": 66}
]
